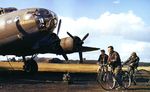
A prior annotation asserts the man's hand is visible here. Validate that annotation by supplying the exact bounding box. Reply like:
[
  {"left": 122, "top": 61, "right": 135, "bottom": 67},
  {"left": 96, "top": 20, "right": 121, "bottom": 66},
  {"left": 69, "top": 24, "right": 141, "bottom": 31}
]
[
  {"left": 130, "top": 63, "right": 134, "bottom": 66},
  {"left": 108, "top": 61, "right": 113, "bottom": 66},
  {"left": 97, "top": 62, "right": 100, "bottom": 65}
]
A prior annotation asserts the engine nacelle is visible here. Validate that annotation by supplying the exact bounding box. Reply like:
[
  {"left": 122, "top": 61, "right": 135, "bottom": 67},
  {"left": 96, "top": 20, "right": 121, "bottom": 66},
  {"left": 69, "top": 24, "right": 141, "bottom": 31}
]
[{"left": 60, "top": 37, "right": 74, "bottom": 52}]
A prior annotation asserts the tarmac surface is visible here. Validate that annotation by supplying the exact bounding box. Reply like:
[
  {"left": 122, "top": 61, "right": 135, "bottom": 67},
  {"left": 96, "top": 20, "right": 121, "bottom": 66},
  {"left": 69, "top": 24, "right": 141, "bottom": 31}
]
[{"left": 0, "top": 70, "right": 150, "bottom": 92}]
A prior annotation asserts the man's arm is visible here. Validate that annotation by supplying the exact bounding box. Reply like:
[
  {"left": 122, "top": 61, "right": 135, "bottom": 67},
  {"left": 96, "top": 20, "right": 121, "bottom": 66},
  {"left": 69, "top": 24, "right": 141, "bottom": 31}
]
[
  {"left": 123, "top": 56, "right": 131, "bottom": 65},
  {"left": 105, "top": 55, "right": 108, "bottom": 64},
  {"left": 132, "top": 57, "right": 140, "bottom": 65},
  {"left": 111, "top": 52, "right": 118, "bottom": 62},
  {"left": 98, "top": 55, "right": 101, "bottom": 62}
]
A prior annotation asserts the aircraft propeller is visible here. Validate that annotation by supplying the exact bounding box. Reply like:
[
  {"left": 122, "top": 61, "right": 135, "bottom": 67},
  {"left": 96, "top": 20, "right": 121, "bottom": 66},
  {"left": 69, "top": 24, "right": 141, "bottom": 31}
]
[
  {"left": 67, "top": 32, "right": 89, "bottom": 63},
  {"left": 57, "top": 19, "right": 61, "bottom": 36},
  {"left": 66, "top": 31, "right": 74, "bottom": 39},
  {"left": 81, "top": 33, "right": 89, "bottom": 42},
  {"left": 56, "top": 19, "right": 68, "bottom": 61}
]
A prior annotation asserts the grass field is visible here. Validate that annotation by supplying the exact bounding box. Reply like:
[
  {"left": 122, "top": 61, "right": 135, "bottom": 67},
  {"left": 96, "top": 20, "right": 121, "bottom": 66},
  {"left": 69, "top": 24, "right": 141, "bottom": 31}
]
[
  {"left": 0, "top": 62, "right": 150, "bottom": 73},
  {"left": 123, "top": 66, "right": 150, "bottom": 71},
  {"left": 0, "top": 62, "right": 99, "bottom": 73}
]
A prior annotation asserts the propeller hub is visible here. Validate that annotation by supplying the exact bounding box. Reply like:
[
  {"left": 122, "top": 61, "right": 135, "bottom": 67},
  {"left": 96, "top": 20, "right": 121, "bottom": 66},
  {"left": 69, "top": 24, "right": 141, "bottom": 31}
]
[{"left": 66, "top": 32, "right": 89, "bottom": 63}]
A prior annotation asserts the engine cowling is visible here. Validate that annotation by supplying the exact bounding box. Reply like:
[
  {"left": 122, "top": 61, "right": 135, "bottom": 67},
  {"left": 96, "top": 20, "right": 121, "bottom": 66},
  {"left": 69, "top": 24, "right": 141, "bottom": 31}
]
[{"left": 60, "top": 37, "right": 74, "bottom": 52}]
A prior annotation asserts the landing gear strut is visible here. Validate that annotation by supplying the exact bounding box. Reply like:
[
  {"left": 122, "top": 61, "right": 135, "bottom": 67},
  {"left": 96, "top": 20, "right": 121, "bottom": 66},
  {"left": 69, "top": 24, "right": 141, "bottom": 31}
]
[{"left": 22, "top": 56, "right": 38, "bottom": 73}]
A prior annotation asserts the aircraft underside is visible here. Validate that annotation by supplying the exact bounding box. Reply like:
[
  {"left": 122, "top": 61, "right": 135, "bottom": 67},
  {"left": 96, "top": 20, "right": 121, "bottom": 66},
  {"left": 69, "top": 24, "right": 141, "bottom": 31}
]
[
  {"left": 0, "top": 32, "right": 62, "bottom": 56},
  {"left": 0, "top": 32, "right": 63, "bottom": 73}
]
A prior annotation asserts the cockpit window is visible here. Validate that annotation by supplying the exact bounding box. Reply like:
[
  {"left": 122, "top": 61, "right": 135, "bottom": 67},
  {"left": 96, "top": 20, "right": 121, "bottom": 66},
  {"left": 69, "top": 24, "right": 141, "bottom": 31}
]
[
  {"left": 3, "top": 7, "right": 17, "bottom": 13},
  {"left": 26, "top": 9, "right": 50, "bottom": 16},
  {"left": 5, "top": 8, "right": 17, "bottom": 13},
  {"left": 38, "top": 9, "right": 50, "bottom": 15},
  {"left": 0, "top": 7, "right": 17, "bottom": 15}
]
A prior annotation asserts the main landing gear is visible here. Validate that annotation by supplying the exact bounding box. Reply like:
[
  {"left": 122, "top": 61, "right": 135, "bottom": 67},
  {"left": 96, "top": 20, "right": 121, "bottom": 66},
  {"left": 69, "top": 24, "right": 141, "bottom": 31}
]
[{"left": 22, "top": 56, "right": 38, "bottom": 73}]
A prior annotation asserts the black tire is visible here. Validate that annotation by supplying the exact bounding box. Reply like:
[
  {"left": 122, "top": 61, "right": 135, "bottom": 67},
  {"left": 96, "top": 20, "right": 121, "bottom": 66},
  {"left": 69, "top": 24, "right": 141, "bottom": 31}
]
[
  {"left": 23, "top": 59, "right": 38, "bottom": 74},
  {"left": 122, "top": 71, "right": 131, "bottom": 89},
  {"left": 97, "top": 71, "right": 115, "bottom": 90}
]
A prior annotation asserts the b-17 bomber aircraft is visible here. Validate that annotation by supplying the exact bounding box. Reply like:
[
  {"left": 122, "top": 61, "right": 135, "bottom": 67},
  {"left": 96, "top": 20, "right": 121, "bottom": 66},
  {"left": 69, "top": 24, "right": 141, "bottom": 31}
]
[{"left": 0, "top": 7, "right": 99, "bottom": 73}]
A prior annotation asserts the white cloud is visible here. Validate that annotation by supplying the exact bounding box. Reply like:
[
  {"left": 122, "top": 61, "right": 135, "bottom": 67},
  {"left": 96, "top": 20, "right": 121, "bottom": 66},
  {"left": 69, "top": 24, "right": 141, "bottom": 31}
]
[
  {"left": 120, "top": 41, "right": 150, "bottom": 62},
  {"left": 113, "top": 0, "right": 120, "bottom": 4},
  {"left": 57, "top": 10, "right": 149, "bottom": 42},
  {"left": 121, "top": 42, "right": 145, "bottom": 53},
  {"left": 53, "top": 11, "right": 150, "bottom": 62},
  {"left": 100, "top": 11, "right": 145, "bottom": 33}
]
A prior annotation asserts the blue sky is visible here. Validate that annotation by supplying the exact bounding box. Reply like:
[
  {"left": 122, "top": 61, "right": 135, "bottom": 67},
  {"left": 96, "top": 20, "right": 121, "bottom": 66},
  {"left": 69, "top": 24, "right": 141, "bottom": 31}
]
[
  {"left": 0, "top": 0, "right": 150, "bottom": 62},
  {"left": 0, "top": 0, "right": 149, "bottom": 20}
]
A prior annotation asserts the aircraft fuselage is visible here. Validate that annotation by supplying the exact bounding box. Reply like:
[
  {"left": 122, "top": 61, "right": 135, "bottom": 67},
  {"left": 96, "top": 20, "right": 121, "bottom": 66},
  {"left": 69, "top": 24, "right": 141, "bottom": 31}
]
[{"left": 0, "top": 8, "right": 58, "bottom": 56}]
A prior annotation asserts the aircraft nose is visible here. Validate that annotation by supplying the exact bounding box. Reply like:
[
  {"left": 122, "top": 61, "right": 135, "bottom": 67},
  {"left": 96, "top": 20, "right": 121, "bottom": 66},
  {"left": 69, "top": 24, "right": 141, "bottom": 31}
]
[
  {"left": 36, "top": 9, "right": 58, "bottom": 32},
  {"left": 45, "top": 14, "right": 58, "bottom": 31}
]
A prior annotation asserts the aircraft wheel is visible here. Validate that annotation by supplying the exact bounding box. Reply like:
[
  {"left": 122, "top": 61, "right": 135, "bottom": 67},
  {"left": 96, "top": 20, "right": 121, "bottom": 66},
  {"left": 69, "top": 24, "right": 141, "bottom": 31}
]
[{"left": 23, "top": 59, "right": 38, "bottom": 73}]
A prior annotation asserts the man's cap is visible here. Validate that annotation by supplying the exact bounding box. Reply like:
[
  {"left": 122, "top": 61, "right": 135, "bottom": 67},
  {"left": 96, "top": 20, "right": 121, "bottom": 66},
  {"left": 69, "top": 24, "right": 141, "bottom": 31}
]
[
  {"left": 131, "top": 52, "right": 137, "bottom": 56},
  {"left": 101, "top": 49, "right": 105, "bottom": 52}
]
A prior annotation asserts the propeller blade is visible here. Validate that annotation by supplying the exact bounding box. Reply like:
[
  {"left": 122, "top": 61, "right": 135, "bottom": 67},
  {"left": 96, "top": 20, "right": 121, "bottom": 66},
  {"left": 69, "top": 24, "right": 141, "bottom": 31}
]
[
  {"left": 82, "top": 33, "right": 89, "bottom": 42},
  {"left": 79, "top": 51, "right": 83, "bottom": 63},
  {"left": 62, "top": 53, "right": 68, "bottom": 61},
  {"left": 57, "top": 19, "right": 61, "bottom": 35},
  {"left": 67, "top": 32, "right": 74, "bottom": 39}
]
